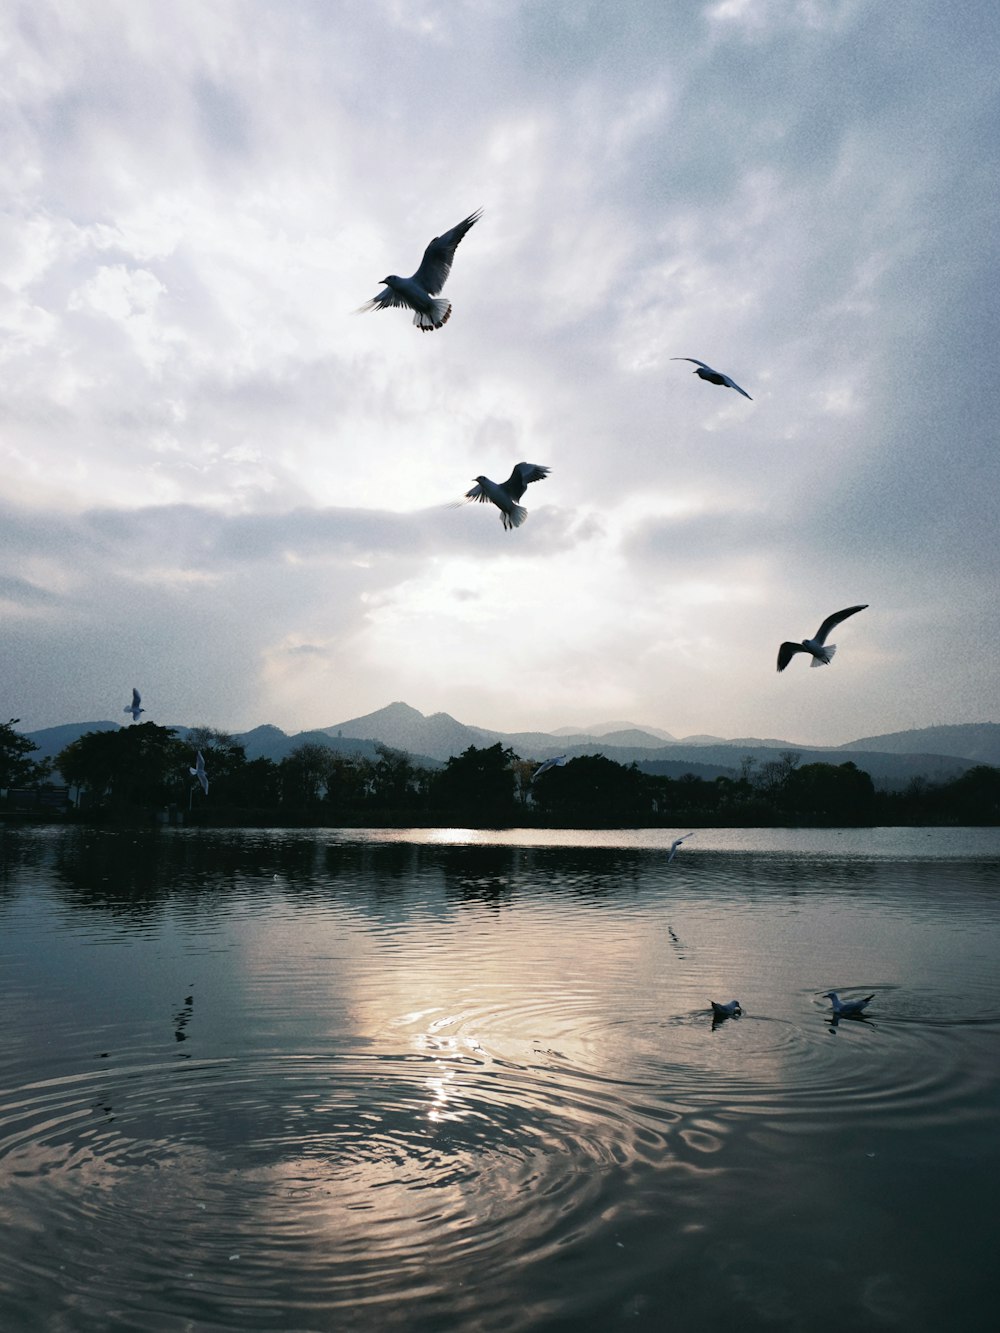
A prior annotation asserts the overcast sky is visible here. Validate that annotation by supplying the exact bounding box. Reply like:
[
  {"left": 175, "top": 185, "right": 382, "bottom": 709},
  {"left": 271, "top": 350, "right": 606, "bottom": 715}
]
[{"left": 2, "top": 0, "right": 998, "bottom": 745}]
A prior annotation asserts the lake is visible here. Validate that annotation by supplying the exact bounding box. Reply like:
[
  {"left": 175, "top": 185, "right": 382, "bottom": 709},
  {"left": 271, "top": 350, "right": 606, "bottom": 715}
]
[{"left": 1, "top": 825, "right": 999, "bottom": 1331}]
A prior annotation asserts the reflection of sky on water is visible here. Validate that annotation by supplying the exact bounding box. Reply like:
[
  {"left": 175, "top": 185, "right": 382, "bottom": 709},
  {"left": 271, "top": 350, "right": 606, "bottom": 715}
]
[{"left": 2, "top": 827, "right": 1000, "bottom": 1330}]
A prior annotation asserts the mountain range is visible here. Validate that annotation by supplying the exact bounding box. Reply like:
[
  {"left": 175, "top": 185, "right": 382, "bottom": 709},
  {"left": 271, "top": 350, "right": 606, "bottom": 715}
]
[{"left": 23, "top": 703, "right": 1000, "bottom": 789}]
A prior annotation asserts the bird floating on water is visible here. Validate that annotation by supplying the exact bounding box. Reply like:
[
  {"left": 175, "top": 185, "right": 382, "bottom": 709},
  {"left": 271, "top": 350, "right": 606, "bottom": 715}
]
[
  {"left": 532, "top": 754, "right": 568, "bottom": 782},
  {"left": 190, "top": 750, "right": 209, "bottom": 796},
  {"left": 824, "top": 991, "right": 874, "bottom": 1017},
  {"left": 667, "top": 832, "right": 695, "bottom": 863},
  {"left": 124, "top": 688, "right": 144, "bottom": 722},
  {"left": 357, "top": 209, "right": 482, "bottom": 331},
  {"left": 710, "top": 1000, "right": 742, "bottom": 1020},
  {"left": 777, "top": 604, "right": 868, "bottom": 672},
  {"left": 671, "top": 358, "right": 752, "bottom": 400},
  {"left": 464, "top": 462, "right": 550, "bottom": 530}
]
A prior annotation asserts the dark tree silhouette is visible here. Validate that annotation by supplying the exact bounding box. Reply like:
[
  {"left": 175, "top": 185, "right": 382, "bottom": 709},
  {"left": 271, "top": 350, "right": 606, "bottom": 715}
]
[{"left": 434, "top": 743, "right": 516, "bottom": 821}]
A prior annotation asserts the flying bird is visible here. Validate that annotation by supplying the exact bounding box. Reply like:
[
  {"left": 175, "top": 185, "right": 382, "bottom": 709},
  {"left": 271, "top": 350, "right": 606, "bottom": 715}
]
[
  {"left": 532, "top": 754, "right": 568, "bottom": 782},
  {"left": 357, "top": 209, "right": 482, "bottom": 331},
  {"left": 824, "top": 991, "right": 874, "bottom": 1017},
  {"left": 124, "top": 688, "right": 144, "bottom": 722},
  {"left": 671, "top": 358, "right": 752, "bottom": 400},
  {"left": 190, "top": 750, "right": 209, "bottom": 796},
  {"left": 667, "top": 832, "right": 695, "bottom": 863},
  {"left": 710, "top": 1000, "right": 742, "bottom": 1020},
  {"left": 777, "top": 604, "right": 868, "bottom": 672},
  {"left": 464, "top": 462, "right": 551, "bottom": 530}
]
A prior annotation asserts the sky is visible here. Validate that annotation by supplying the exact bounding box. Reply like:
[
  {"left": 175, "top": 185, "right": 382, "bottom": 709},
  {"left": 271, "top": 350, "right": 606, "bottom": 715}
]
[{"left": 2, "top": 0, "right": 998, "bottom": 746}]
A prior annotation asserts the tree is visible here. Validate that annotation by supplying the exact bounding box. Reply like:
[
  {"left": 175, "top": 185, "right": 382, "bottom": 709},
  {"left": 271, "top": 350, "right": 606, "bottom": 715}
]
[
  {"left": 57, "top": 724, "right": 189, "bottom": 810},
  {"left": 784, "top": 761, "right": 876, "bottom": 824},
  {"left": 434, "top": 743, "right": 517, "bottom": 820},
  {"left": 280, "top": 743, "right": 335, "bottom": 807},
  {"left": 933, "top": 765, "right": 1000, "bottom": 823},
  {"left": 183, "top": 728, "right": 249, "bottom": 804},
  {"left": 370, "top": 743, "right": 418, "bottom": 807},
  {"left": 534, "top": 754, "right": 650, "bottom": 824},
  {"left": 755, "top": 750, "right": 802, "bottom": 801},
  {"left": 0, "top": 719, "right": 48, "bottom": 790}
]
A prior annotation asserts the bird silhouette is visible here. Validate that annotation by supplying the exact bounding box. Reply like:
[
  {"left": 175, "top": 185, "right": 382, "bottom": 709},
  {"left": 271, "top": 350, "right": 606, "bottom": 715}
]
[
  {"left": 777, "top": 605, "right": 868, "bottom": 672},
  {"left": 463, "top": 462, "right": 550, "bottom": 530},
  {"left": 357, "top": 210, "right": 482, "bottom": 331},
  {"left": 189, "top": 750, "right": 209, "bottom": 796},
  {"left": 672, "top": 358, "right": 752, "bottom": 400},
  {"left": 667, "top": 832, "right": 695, "bottom": 863},
  {"left": 532, "top": 754, "right": 568, "bottom": 782}
]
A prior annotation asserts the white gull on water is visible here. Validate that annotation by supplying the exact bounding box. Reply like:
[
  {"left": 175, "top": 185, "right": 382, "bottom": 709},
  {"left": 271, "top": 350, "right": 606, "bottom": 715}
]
[{"left": 824, "top": 991, "right": 875, "bottom": 1017}]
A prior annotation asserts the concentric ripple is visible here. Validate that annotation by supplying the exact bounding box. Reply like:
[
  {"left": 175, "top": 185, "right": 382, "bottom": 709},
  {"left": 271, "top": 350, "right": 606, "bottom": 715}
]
[
  {"left": 0, "top": 1037, "right": 686, "bottom": 1330},
  {"left": 4, "top": 827, "right": 1000, "bottom": 1331}
]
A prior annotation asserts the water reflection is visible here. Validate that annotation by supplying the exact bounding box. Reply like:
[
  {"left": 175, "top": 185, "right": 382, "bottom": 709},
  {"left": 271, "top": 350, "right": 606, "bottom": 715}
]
[{"left": 1, "top": 827, "right": 999, "bottom": 1331}]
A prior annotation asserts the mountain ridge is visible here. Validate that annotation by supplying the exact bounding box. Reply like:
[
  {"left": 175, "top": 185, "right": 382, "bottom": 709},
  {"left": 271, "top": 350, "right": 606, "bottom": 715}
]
[{"left": 21, "top": 706, "right": 999, "bottom": 788}]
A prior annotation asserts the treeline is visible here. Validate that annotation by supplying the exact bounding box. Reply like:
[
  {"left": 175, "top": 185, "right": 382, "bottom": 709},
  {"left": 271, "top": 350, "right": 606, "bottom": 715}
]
[{"left": 2, "top": 721, "right": 999, "bottom": 826}]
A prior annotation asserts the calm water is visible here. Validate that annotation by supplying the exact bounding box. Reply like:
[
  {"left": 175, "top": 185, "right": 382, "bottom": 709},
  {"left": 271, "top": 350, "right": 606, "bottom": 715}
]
[{"left": 1, "top": 825, "right": 999, "bottom": 1332}]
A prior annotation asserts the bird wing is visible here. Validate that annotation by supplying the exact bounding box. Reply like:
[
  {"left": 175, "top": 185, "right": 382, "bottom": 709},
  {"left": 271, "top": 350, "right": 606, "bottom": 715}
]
[
  {"left": 411, "top": 209, "right": 482, "bottom": 295},
  {"left": 464, "top": 480, "right": 491, "bottom": 503},
  {"left": 131, "top": 688, "right": 141, "bottom": 707},
  {"left": 777, "top": 641, "right": 805, "bottom": 672},
  {"left": 721, "top": 374, "right": 752, "bottom": 400},
  {"left": 814, "top": 604, "right": 868, "bottom": 645},
  {"left": 356, "top": 287, "right": 412, "bottom": 314},
  {"left": 502, "top": 462, "right": 550, "bottom": 501},
  {"left": 671, "top": 357, "right": 713, "bottom": 371}
]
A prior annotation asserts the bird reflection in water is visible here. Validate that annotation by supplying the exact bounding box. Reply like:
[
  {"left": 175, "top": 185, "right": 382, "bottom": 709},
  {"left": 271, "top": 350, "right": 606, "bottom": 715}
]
[{"left": 173, "top": 991, "right": 194, "bottom": 1054}]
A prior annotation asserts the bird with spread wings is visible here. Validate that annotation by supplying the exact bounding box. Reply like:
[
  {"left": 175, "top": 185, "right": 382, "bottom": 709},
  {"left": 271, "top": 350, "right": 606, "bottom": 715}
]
[{"left": 357, "top": 210, "right": 482, "bottom": 331}]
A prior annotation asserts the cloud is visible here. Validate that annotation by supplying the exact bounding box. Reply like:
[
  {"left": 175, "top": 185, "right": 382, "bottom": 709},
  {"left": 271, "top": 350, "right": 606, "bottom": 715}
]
[{"left": 1, "top": 0, "right": 997, "bottom": 742}]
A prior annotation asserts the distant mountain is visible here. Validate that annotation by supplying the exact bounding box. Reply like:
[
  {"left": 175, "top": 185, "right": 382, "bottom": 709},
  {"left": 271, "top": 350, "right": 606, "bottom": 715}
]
[
  {"left": 23, "top": 721, "right": 120, "bottom": 760},
  {"left": 637, "top": 746, "right": 974, "bottom": 789},
  {"left": 326, "top": 704, "right": 675, "bottom": 760},
  {"left": 322, "top": 701, "right": 496, "bottom": 759},
  {"left": 236, "top": 723, "right": 441, "bottom": 770},
  {"left": 839, "top": 723, "right": 1000, "bottom": 767},
  {"left": 551, "top": 720, "right": 676, "bottom": 742},
  {"left": 24, "top": 706, "right": 997, "bottom": 791}
]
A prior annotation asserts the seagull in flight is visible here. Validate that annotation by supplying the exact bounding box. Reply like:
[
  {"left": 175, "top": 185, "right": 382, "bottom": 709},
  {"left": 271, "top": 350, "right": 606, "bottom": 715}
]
[
  {"left": 190, "top": 750, "right": 209, "bottom": 796},
  {"left": 671, "top": 358, "right": 752, "bottom": 400},
  {"left": 124, "top": 688, "right": 144, "bottom": 722},
  {"left": 667, "top": 832, "right": 695, "bottom": 863},
  {"left": 357, "top": 209, "right": 482, "bottom": 331},
  {"left": 777, "top": 604, "right": 868, "bottom": 672},
  {"left": 710, "top": 1000, "right": 742, "bottom": 1020},
  {"left": 464, "top": 462, "right": 550, "bottom": 530},
  {"left": 824, "top": 991, "right": 874, "bottom": 1017},
  {"left": 532, "top": 754, "right": 568, "bottom": 782}
]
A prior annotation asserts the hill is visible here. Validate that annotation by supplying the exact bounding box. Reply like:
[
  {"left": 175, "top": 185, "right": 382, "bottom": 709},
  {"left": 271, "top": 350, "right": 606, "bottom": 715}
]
[{"left": 23, "top": 707, "right": 997, "bottom": 790}]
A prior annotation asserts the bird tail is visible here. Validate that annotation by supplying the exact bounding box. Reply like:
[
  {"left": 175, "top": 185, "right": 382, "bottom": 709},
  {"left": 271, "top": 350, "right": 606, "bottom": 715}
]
[
  {"left": 501, "top": 503, "right": 528, "bottom": 530},
  {"left": 413, "top": 299, "right": 451, "bottom": 331},
  {"left": 810, "top": 644, "right": 836, "bottom": 667}
]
